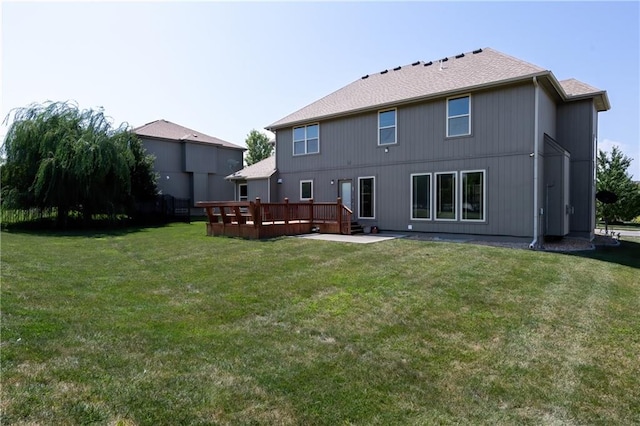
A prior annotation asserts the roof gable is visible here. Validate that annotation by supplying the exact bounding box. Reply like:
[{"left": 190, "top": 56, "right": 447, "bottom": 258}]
[
  {"left": 134, "top": 119, "right": 244, "bottom": 150},
  {"left": 267, "top": 48, "right": 609, "bottom": 130}
]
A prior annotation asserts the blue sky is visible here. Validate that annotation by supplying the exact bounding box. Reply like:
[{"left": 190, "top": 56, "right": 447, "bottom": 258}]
[{"left": 2, "top": 1, "right": 639, "bottom": 177}]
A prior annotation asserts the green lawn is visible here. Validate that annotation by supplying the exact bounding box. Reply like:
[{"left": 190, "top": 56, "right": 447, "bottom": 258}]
[{"left": 1, "top": 223, "right": 639, "bottom": 425}]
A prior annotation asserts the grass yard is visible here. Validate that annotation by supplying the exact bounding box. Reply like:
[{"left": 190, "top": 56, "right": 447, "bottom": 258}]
[{"left": 1, "top": 223, "right": 639, "bottom": 425}]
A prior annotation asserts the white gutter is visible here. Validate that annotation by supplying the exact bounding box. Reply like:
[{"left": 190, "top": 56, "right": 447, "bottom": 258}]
[{"left": 530, "top": 76, "right": 540, "bottom": 249}]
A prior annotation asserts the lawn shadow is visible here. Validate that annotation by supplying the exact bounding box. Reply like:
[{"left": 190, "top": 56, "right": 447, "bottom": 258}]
[
  {"left": 1, "top": 222, "right": 179, "bottom": 239},
  {"left": 563, "top": 239, "right": 640, "bottom": 269}
]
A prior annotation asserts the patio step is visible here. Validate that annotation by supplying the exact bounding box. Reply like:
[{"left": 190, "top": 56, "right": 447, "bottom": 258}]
[{"left": 350, "top": 221, "right": 364, "bottom": 235}]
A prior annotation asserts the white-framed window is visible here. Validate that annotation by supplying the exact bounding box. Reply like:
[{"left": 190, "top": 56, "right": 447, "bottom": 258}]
[
  {"left": 300, "top": 180, "right": 313, "bottom": 200},
  {"left": 410, "top": 173, "right": 432, "bottom": 220},
  {"left": 358, "top": 176, "right": 375, "bottom": 219},
  {"left": 238, "top": 183, "right": 248, "bottom": 202},
  {"left": 461, "top": 170, "right": 485, "bottom": 221},
  {"left": 378, "top": 109, "right": 397, "bottom": 145},
  {"left": 293, "top": 124, "right": 319, "bottom": 155},
  {"left": 435, "top": 172, "right": 457, "bottom": 220},
  {"left": 447, "top": 95, "right": 471, "bottom": 137}
]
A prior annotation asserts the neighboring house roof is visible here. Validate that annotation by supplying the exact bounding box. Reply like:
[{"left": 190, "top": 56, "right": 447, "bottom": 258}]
[
  {"left": 267, "top": 48, "right": 610, "bottom": 130},
  {"left": 134, "top": 119, "right": 245, "bottom": 150},
  {"left": 226, "top": 155, "right": 276, "bottom": 181}
]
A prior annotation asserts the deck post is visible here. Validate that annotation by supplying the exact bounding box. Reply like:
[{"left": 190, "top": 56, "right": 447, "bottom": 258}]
[
  {"left": 254, "top": 198, "right": 262, "bottom": 229},
  {"left": 337, "top": 197, "right": 343, "bottom": 233},
  {"left": 219, "top": 206, "right": 229, "bottom": 224},
  {"left": 233, "top": 205, "right": 244, "bottom": 224},
  {"left": 309, "top": 198, "right": 314, "bottom": 225},
  {"left": 284, "top": 197, "right": 290, "bottom": 235}
]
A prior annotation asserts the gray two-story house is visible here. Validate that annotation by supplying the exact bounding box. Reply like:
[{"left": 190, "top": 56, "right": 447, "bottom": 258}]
[
  {"left": 265, "top": 48, "right": 610, "bottom": 245},
  {"left": 134, "top": 119, "right": 245, "bottom": 214}
]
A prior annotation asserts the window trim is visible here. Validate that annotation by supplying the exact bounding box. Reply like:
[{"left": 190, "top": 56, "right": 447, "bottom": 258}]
[
  {"left": 299, "top": 179, "right": 313, "bottom": 201},
  {"left": 410, "top": 173, "right": 432, "bottom": 221},
  {"left": 238, "top": 183, "right": 248, "bottom": 202},
  {"left": 446, "top": 94, "right": 471, "bottom": 138},
  {"left": 358, "top": 176, "right": 376, "bottom": 219},
  {"left": 293, "top": 123, "right": 320, "bottom": 156},
  {"left": 378, "top": 108, "right": 397, "bottom": 146},
  {"left": 460, "top": 169, "right": 486, "bottom": 222},
  {"left": 435, "top": 171, "right": 457, "bottom": 221}
]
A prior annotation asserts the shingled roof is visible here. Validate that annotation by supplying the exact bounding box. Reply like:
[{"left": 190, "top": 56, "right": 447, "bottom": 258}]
[
  {"left": 267, "top": 47, "right": 609, "bottom": 130},
  {"left": 134, "top": 119, "right": 244, "bottom": 150},
  {"left": 226, "top": 155, "right": 276, "bottom": 181}
]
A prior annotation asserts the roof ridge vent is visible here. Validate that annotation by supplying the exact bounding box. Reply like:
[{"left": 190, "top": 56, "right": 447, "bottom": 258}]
[
  {"left": 412, "top": 61, "right": 420, "bottom": 66},
  {"left": 380, "top": 69, "right": 388, "bottom": 74},
  {"left": 393, "top": 66, "right": 401, "bottom": 71},
  {"left": 361, "top": 74, "right": 369, "bottom": 79},
  {"left": 472, "top": 48, "right": 483, "bottom": 54},
  {"left": 441, "top": 57, "right": 449, "bottom": 62},
  {"left": 424, "top": 61, "right": 433, "bottom": 67},
  {"left": 455, "top": 53, "right": 465, "bottom": 59}
]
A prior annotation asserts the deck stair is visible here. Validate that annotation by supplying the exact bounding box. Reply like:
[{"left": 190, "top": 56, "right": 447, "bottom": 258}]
[{"left": 350, "top": 221, "right": 364, "bottom": 235}]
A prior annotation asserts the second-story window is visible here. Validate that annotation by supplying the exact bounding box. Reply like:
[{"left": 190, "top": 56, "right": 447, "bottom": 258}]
[
  {"left": 378, "top": 109, "right": 397, "bottom": 145},
  {"left": 293, "top": 124, "right": 319, "bottom": 155},
  {"left": 447, "top": 95, "right": 471, "bottom": 137}
]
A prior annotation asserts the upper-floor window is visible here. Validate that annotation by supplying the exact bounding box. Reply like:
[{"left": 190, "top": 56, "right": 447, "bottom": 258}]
[
  {"left": 378, "top": 109, "right": 397, "bottom": 145},
  {"left": 300, "top": 180, "right": 313, "bottom": 200},
  {"left": 293, "top": 124, "right": 319, "bottom": 155},
  {"left": 447, "top": 95, "right": 471, "bottom": 137}
]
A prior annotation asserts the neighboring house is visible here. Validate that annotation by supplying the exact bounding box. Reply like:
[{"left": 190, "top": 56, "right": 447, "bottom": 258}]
[
  {"left": 265, "top": 47, "right": 610, "bottom": 244},
  {"left": 134, "top": 119, "right": 245, "bottom": 214},
  {"left": 226, "top": 155, "right": 277, "bottom": 202}
]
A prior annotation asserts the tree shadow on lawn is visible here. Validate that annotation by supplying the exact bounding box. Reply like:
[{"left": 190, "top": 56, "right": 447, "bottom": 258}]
[
  {"left": 0, "top": 222, "right": 178, "bottom": 239},
  {"left": 563, "top": 239, "right": 640, "bottom": 269}
]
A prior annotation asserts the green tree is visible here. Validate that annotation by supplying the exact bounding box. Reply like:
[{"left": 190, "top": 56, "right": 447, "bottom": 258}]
[
  {"left": 596, "top": 146, "right": 640, "bottom": 223},
  {"left": 244, "top": 129, "right": 273, "bottom": 166},
  {"left": 1, "top": 101, "right": 157, "bottom": 227}
]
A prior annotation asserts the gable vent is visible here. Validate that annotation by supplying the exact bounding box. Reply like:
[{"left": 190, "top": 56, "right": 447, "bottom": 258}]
[
  {"left": 361, "top": 74, "right": 369, "bottom": 79},
  {"left": 380, "top": 69, "right": 388, "bottom": 74},
  {"left": 473, "top": 48, "right": 483, "bottom": 54},
  {"left": 424, "top": 61, "right": 433, "bottom": 67},
  {"left": 455, "top": 53, "right": 465, "bottom": 59},
  {"left": 393, "top": 66, "right": 401, "bottom": 71},
  {"left": 412, "top": 61, "right": 420, "bottom": 66}
]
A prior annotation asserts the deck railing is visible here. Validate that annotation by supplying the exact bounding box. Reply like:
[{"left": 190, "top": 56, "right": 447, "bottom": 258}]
[{"left": 195, "top": 198, "right": 352, "bottom": 238}]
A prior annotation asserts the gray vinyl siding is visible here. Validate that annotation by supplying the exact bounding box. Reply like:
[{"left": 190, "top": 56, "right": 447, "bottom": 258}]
[
  {"left": 248, "top": 178, "right": 272, "bottom": 202},
  {"left": 537, "top": 87, "right": 558, "bottom": 240},
  {"left": 557, "top": 100, "right": 597, "bottom": 238},
  {"left": 276, "top": 83, "right": 537, "bottom": 237},
  {"left": 141, "top": 138, "right": 182, "bottom": 175},
  {"left": 185, "top": 143, "right": 217, "bottom": 173},
  {"left": 544, "top": 136, "right": 571, "bottom": 236},
  {"left": 140, "top": 137, "right": 243, "bottom": 211},
  {"left": 140, "top": 137, "right": 186, "bottom": 198}
]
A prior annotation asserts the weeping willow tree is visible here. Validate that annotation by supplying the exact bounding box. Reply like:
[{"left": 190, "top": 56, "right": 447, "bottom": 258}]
[{"left": 1, "top": 101, "right": 158, "bottom": 227}]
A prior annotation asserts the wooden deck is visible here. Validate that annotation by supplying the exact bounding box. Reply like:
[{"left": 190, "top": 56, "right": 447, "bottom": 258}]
[{"left": 195, "top": 198, "right": 352, "bottom": 239}]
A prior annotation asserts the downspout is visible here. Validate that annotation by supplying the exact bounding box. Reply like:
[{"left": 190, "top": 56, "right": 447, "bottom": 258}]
[{"left": 529, "top": 76, "right": 540, "bottom": 249}]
